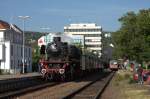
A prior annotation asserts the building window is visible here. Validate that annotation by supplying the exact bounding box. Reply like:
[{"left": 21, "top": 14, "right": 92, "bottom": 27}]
[
  {"left": 11, "top": 60, "right": 13, "bottom": 69},
  {"left": 85, "top": 39, "right": 101, "bottom": 42},
  {"left": 86, "top": 45, "right": 101, "bottom": 47},
  {"left": 17, "top": 46, "right": 19, "bottom": 56},
  {"left": 29, "top": 48, "right": 30, "bottom": 57},
  {"left": 11, "top": 45, "right": 13, "bottom": 56},
  {"left": 19, "top": 46, "right": 20, "bottom": 57},
  {"left": 21, "top": 47, "right": 22, "bottom": 57},
  {"left": 29, "top": 60, "right": 30, "bottom": 67},
  {"left": 18, "top": 60, "right": 20, "bottom": 68},
  {"left": 14, "top": 60, "right": 15, "bottom": 69},
  {"left": 25, "top": 48, "right": 27, "bottom": 57}
]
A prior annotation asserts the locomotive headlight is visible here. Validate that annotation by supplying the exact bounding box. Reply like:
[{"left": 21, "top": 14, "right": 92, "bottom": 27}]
[
  {"left": 59, "top": 69, "right": 65, "bottom": 74},
  {"left": 41, "top": 69, "right": 46, "bottom": 74}
]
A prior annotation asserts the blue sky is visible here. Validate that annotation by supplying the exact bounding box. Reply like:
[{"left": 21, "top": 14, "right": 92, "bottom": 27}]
[{"left": 0, "top": 0, "right": 150, "bottom": 32}]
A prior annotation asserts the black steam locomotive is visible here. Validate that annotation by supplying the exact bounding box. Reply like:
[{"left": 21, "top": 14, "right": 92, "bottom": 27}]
[
  {"left": 46, "top": 37, "right": 81, "bottom": 61},
  {"left": 39, "top": 37, "right": 102, "bottom": 81}
]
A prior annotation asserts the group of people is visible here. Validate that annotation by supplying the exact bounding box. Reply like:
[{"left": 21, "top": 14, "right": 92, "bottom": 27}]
[
  {"left": 127, "top": 62, "right": 144, "bottom": 84},
  {"left": 124, "top": 60, "right": 144, "bottom": 84},
  {"left": 120, "top": 58, "right": 150, "bottom": 85}
]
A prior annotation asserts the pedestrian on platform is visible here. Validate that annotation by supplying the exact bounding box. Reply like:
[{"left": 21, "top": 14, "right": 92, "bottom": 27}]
[
  {"left": 130, "top": 63, "right": 134, "bottom": 72},
  {"left": 137, "top": 64, "right": 143, "bottom": 84},
  {"left": 123, "top": 61, "right": 127, "bottom": 70}
]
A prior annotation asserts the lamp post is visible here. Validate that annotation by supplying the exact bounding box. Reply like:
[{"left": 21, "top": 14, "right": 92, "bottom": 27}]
[{"left": 18, "top": 16, "right": 31, "bottom": 73}]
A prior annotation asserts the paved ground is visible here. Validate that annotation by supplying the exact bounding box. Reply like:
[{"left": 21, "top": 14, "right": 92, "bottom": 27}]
[{"left": 0, "top": 72, "right": 40, "bottom": 80}]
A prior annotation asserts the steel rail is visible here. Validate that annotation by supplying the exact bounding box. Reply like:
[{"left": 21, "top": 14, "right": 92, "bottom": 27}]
[{"left": 63, "top": 71, "right": 115, "bottom": 99}]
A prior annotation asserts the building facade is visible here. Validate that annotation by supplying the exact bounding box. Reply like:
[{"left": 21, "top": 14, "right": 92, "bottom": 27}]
[
  {"left": 0, "top": 20, "right": 32, "bottom": 74},
  {"left": 64, "top": 23, "right": 102, "bottom": 57}
]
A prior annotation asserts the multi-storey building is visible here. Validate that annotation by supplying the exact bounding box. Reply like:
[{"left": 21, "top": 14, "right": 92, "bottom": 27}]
[
  {"left": 0, "top": 20, "right": 32, "bottom": 74},
  {"left": 64, "top": 23, "right": 102, "bottom": 57}
]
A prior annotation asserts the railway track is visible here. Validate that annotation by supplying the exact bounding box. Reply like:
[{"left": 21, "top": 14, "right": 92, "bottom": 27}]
[
  {"left": 0, "top": 76, "right": 60, "bottom": 99},
  {"left": 15, "top": 71, "right": 113, "bottom": 99},
  {"left": 63, "top": 71, "right": 115, "bottom": 99},
  {"left": 1, "top": 71, "right": 114, "bottom": 99}
]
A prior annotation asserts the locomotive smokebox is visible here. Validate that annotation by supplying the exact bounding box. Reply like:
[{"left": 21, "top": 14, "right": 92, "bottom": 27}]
[{"left": 53, "top": 37, "right": 61, "bottom": 43}]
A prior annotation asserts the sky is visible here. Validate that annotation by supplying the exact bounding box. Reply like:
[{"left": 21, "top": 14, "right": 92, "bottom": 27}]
[{"left": 0, "top": 0, "right": 150, "bottom": 32}]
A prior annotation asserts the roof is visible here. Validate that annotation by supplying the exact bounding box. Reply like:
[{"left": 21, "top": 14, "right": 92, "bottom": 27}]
[
  {"left": 0, "top": 20, "right": 10, "bottom": 29},
  {"left": 10, "top": 24, "right": 22, "bottom": 33},
  {"left": 0, "top": 20, "right": 22, "bottom": 33}
]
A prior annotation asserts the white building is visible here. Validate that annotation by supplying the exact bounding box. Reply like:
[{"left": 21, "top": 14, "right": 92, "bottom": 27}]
[
  {"left": 0, "top": 20, "right": 32, "bottom": 74},
  {"left": 64, "top": 23, "right": 102, "bottom": 57}
]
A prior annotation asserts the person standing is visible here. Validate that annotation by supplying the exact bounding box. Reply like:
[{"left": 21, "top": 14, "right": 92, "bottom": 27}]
[
  {"left": 130, "top": 63, "right": 134, "bottom": 72},
  {"left": 124, "top": 61, "right": 127, "bottom": 70},
  {"left": 137, "top": 64, "right": 143, "bottom": 84}
]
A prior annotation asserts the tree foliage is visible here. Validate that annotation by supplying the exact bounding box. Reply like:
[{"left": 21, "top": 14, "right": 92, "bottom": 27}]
[
  {"left": 24, "top": 31, "right": 46, "bottom": 71},
  {"left": 112, "top": 9, "right": 150, "bottom": 62},
  {"left": 32, "top": 45, "right": 40, "bottom": 72}
]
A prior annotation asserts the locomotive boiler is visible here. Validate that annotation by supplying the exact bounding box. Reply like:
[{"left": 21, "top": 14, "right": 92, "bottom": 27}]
[{"left": 39, "top": 36, "right": 103, "bottom": 81}]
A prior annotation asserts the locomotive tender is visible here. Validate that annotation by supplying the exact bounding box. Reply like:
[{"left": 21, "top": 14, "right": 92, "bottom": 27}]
[{"left": 39, "top": 36, "right": 103, "bottom": 81}]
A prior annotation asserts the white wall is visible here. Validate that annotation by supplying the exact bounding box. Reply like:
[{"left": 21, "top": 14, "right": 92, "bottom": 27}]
[
  {"left": 0, "top": 31, "right": 4, "bottom": 40},
  {"left": 0, "top": 44, "right": 4, "bottom": 60},
  {"left": 64, "top": 23, "right": 102, "bottom": 52},
  {"left": 0, "top": 42, "right": 10, "bottom": 70},
  {"left": 0, "top": 29, "right": 32, "bottom": 74}
]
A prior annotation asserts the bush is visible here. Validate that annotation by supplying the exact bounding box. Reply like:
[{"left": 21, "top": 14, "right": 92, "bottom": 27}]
[{"left": 128, "top": 77, "right": 137, "bottom": 84}]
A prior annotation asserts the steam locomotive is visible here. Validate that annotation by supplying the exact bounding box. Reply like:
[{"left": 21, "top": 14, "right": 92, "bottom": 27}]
[{"left": 39, "top": 36, "right": 103, "bottom": 81}]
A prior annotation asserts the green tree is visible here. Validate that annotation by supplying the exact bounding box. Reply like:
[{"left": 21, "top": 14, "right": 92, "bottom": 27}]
[
  {"left": 112, "top": 9, "right": 150, "bottom": 63},
  {"left": 32, "top": 45, "right": 40, "bottom": 72}
]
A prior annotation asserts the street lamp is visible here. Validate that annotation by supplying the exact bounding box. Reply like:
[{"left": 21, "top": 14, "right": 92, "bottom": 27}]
[
  {"left": 40, "top": 27, "right": 50, "bottom": 30},
  {"left": 18, "top": 16, "right": 31, "bottom": 73}
]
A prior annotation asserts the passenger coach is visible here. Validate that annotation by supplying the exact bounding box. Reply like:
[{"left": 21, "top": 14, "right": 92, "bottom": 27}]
[{"left": 109, "top": 60, "right": 118, "bottom": 71}]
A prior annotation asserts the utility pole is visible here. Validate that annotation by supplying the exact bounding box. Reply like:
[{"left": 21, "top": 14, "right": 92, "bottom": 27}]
[{"left": 18, "top": 16, "right": 31, "bottom": 73}]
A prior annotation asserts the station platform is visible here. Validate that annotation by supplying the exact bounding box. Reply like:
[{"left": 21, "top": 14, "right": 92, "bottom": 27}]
[{"left": 0, "top": 72, "right": 41, "bottom": 81}]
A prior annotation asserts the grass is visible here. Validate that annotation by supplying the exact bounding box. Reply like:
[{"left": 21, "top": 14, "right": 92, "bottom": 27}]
[
  {"left": 112, "top": 70, "right": 150, "bottom": 99},
  {"left": 113, "top": 70, "right": 131, "bottom": 86}
]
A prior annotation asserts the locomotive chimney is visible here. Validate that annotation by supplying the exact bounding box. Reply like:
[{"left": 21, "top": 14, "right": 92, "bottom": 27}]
[{"left": 53, "top": 37, "right": 61, "bottom": 43}]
